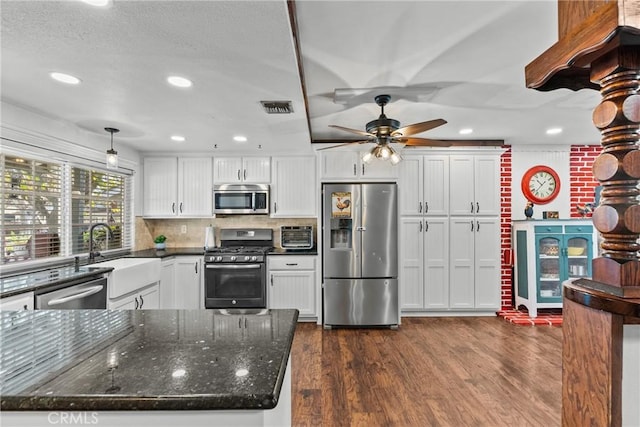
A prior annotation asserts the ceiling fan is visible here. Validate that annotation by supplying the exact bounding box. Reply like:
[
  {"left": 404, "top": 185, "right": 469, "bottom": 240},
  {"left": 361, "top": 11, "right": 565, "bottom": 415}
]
[{"left": 318, "top": 94, "right": 451, "bottom": 164}]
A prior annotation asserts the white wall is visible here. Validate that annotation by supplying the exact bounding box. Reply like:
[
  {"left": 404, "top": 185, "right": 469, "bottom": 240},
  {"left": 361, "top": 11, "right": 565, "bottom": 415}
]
[
  {"left": 511, "top": 144, "right": 571, "bottom": 220},
  {"left": 1, "top": 101, "right": 144, "bottom": 216}
]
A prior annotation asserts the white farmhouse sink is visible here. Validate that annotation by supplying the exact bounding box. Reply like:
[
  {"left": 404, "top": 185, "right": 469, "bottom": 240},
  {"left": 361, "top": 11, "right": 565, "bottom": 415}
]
[{"left": 95, "top": 258, "right": 161, "bottom": 299}]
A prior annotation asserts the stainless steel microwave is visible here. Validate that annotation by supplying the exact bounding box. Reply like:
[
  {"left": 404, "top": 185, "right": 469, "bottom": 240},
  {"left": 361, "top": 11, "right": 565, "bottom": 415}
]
[{"left": 213, "top": 184, "right": 269, "bottom": 214}]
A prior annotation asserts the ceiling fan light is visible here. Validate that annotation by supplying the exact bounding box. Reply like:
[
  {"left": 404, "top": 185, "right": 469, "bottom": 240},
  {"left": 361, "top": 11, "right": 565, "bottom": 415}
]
[
  {"left": 379, "top": 145, "right": 391, "bottom": 159},
  {"left": 362, "top": 150, "right": 374, "bottom": 164},
  {"left": 390, "top": 151, "right": 402, "bottom": 165}
]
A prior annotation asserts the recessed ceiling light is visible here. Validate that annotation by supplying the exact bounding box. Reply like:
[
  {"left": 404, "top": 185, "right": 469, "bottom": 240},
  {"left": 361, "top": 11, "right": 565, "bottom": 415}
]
[
  {"left": 546, "top": 127, "right": 563, "bottom": 135},
  {"left": 171, "top": 135, "right": 186, "bottom": 142},
  {"left": 81, "top": 0, "right": 111, "bottom": 6},
  {"left": 233, "top": 135, "right": 247, "bottom": 142},
  {"left": 459, "top": 128, "right": 473, "bottom": 135},
  {"left": 50, "top": 72, "right": 81, "bottom": 85},
  {"left": 167, "top": 76, "right": 192, "bottom": 88}
]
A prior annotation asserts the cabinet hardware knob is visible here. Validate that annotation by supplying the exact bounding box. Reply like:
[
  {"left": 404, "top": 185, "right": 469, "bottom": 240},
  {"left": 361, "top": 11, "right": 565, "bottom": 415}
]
[
  {"left": 140, "top": 294, "right": 144, "bottom": 308},
  {"left": 353, "top": 164, "right": 357, "bottom": 176},
  {"left": 425, "top": 202, "right": 429, "bottom": 214},
  {"left": 274, "top": 202, "right": 277, "bottom": 213},
  {"left": 419, "top": 221, "right": 423, "bottom": 232},
  {"left": 286, "top": 263, "right": 298, "bottom": 266},
  {"left": 471, "top": 220, "right": 474, "bottom": 232},
  {"left": 172, "top": 202, "right": 175, "bottom": 213},
  {"left": 244, "top": 169, "right": 247, "bottom": 180},
  {"left": 179, "top": 202, "right": 183, "bottom": 213},
  {"left": 134, "top": 297, "right": 139, "bottom": 310},
  {"left": 237, "top": 169, "right": 241, "bottom": 180},
  {"left": 470, "top": 202, "right": 474, "bottom": 213},
  {"left": 425, "top": 221, "right": 429, "bottom": 232},
  {"left": 362, "top": 164, "right": 365, "bottom": 175},
  {"left": 195, "top": 262, "right": 198, "bottom": 274},
  {"left": 418, "top": 202, "right": 422, "bottom": 213},
  {"left": 476, "top": 202, "right": 479, "bottom": 213},
  {"left": 270, "top": 275, "right": 273, "bottom": 286},
  {"left": 476, "top": 221, "right": 480, "bottom": 232}
]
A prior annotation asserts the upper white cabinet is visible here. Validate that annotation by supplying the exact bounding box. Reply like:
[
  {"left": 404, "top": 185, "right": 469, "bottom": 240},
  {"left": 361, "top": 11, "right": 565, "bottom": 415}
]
[
  {"left": 271, "top": 156, "right": 317, "bottom": 217},
  {"left": 143, "top": 157, "right": 213, "bottom": 217},
  {"left": 449, "top": 155, "right": 500, "bottom": 216},
  {"left": 214, "top": 157, "right": 271, "bottom": 183},
  {"left": 319, "top": 151, "right": 398, "bottom": 180},
  {"left": 398, "top": 155, "right": 449, "bottom": 216}
]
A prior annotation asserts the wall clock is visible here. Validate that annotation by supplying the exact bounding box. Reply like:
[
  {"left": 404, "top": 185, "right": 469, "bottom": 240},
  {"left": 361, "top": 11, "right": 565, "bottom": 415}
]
[{"left": 521, "top": 165, "right": 561, "bottom": 205}]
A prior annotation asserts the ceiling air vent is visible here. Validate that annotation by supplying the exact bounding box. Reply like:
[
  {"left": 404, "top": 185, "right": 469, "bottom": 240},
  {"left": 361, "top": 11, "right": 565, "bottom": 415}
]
[{"left": 261, "top": 101, "right": 293, "bottom": 114}]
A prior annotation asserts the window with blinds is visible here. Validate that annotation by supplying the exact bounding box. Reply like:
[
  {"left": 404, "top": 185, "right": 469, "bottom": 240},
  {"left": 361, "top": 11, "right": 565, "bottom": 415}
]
[
  {"left": 70, "top": 167, "right": 128, "bottom": 254},
  {"left": 1, "top": 154, "right": 132, "bottom": 265},
  {"left": 1, "top": 155, "right": 62, "bottom": 263}
]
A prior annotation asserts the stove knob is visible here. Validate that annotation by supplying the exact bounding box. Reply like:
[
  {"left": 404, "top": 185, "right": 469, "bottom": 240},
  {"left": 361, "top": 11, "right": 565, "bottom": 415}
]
[
  {"left": 215, "top": 256, "right": 223, "bottom": 262},
  {"left": 230, "top": 256, "right": 237, "bottom": 262},
  {"left": 232, "top": 300, "right": 237, "bottom": 305},
  {"left": 244, "top": 256, "right": 250, "bottom": 261},
  {"left": 251, "top": 256, "right": 258, "bottom": 262}
]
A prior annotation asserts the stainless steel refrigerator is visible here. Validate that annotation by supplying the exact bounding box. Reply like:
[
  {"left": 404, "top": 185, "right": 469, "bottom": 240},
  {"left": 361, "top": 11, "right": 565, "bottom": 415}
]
[{"left": 322, "top": 183, "right": 398, "bottom": 328}]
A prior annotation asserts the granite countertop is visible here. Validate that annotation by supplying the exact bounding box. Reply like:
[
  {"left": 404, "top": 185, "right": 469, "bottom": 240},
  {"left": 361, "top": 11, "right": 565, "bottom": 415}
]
[
  {"left": 127, "top": 247, "right": 205, "bottom": 258},
  {"left": 0, "top": 308, "right": 299, "bottom": 411}
]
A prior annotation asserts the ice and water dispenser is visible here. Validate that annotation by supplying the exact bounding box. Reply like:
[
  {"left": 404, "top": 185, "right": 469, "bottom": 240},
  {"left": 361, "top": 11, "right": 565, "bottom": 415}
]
[{"left": 330, "top": 218, "right": 352, "bottom": 249}]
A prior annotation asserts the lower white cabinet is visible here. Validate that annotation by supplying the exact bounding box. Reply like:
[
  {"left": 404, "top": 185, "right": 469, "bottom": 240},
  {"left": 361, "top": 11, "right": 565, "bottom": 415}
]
[
  {"left": 449, "top": 217, "right": 501, "bottom": 309},
  {"left": 0, "top": 292, "right": 34, "bottom": 310},
  {"left": 160, "top": 257, "right": 176, "bottom": 309},
  {"left": 109, "top": 283, "right": 160, "bottom": 310},
  {"left": 267, "top": 255, "right": 316, "bottom": 319},
  {"left": 174, "top": 256, "right": 202, "bottom": 309}
]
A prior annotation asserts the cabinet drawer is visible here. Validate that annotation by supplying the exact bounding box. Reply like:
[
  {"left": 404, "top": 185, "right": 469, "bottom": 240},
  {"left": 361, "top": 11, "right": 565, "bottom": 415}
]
[
  {"left": 268, "top": 256, "right": 315, "bottom": 270},
  {"left": 535, "top": 226, "right": 562, "bottom": 234},
  {"left": 564, "top": 225, "right": 593, "bottom": 234}
]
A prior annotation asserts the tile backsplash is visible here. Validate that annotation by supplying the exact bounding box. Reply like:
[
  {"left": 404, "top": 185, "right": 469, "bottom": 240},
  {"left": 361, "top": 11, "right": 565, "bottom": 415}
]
[{"left": 135, "top": 216, "right": 317, "bottom": 250}]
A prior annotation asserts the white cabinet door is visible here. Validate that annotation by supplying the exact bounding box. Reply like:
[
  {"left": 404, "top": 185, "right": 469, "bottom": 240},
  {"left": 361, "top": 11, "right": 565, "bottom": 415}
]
[
  {"left": 449, "top": 156, "right": 475, "bottom": 216},
  {"left": 0, "top": 292, "right": 34, "bottom": 310},
  {"left": 474, "top": 217, "right": 501, "bottom": 309},
  {"left": 178, "top": 158, "right": 212, "bottom": 216},
  {"left": 423, "top": 156, "right": 449, "bottom": 216},
  {"left": 424, "top": 217, "right": 449, "bottom": 309},
  {"left": 109, "top": 284, "right": 159, "bottom": 310},
  {"left": 213, "top": 157, "right": 243, "bottom": 183},
  {"left": 400, "top": 217, "right": 424, "bottom": 310},
  {"left": 449, "top": 217, "right": 475, "bottom": 308},
  {"left": 174, "top": 256, "right": 202, "bottom": 309},
  {"left": 271, "top": 157, "right": 317, "bottom": 217},
  {"left": 320, "top": 151, "right": 359, "bottom": 179},
  {"left": 214, "top": 157, "right": 270, "bottom": 183},
  {"left": 143, "top": 157, "right": 178, "bottom": 217},
  {"left": 361, "top": 159, "right": 398, "bottom": 178},
  {"left": 269, "top": 270, "right": 315, "bottom": 316},
  {"left": 242, "top": 157, "right": 271, "bottom": 183},
  {"left": 160, "top": 258, "right": 176, "bottom": 309},
  {"left": 398, "top": 157, "right": 423, "bottom": 216},
  {"left": 474, "top": 156, "right": 500, "bottom": 216},
  {"left": 267, "top": 256, "right": 316, "bottom": 318}
]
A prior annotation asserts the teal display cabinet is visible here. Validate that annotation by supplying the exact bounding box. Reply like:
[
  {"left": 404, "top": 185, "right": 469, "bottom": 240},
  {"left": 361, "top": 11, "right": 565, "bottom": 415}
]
[{"left": 512, "top": 219, "right": 597, "bottom": 318}]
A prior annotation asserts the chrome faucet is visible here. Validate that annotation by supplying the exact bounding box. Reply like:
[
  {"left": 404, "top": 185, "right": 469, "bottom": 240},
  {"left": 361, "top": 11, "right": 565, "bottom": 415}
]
[{"left": 88, "top": 222, "right": 114, "bottom": 264}]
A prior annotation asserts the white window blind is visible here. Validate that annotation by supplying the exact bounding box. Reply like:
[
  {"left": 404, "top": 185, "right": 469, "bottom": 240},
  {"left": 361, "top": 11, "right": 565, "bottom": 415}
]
[
  {"left": 1, "top": 154, "right": 62, "bottom": 263},
  {"left": 0, "top": 154, "right": 132, "bottom": 266},
  {"left": 70, "top": 166, "right": 130, "bottom": 255}
]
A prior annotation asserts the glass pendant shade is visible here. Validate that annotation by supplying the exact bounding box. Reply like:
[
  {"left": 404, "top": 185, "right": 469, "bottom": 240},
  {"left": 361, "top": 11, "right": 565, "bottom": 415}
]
[
  {"left": 363, "top": 142, "right": 402, "bottom": 165},
  {"left": 105, "top": 127, "right": 120, "bottom": 170}
]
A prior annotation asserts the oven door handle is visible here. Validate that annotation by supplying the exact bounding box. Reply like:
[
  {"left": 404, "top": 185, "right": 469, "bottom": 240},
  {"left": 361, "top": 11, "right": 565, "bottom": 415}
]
[{"left": 205, "top": 264, "right": 262, "bottom": 269}]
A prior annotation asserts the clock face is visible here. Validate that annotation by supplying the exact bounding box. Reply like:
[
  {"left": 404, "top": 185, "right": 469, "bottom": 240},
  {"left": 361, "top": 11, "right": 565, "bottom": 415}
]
[{"left": 521, "top": 165, "right": 561, "bottom": 205}]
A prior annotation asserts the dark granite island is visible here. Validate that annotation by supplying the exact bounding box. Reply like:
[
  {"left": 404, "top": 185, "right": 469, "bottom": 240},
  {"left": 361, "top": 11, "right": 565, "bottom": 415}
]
[{"left": 0, "top": 308, "right": 298, "bottom": 427}]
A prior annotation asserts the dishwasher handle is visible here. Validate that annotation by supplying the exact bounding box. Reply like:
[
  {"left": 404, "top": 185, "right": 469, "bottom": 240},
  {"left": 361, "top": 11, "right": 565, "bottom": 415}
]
[{"left": 46, "top": 285, "right": 105, "bottom": 307}]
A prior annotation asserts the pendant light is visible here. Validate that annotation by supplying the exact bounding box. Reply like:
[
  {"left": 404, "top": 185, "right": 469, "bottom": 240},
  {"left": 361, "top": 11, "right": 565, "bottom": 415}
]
[{"left": 105, "top": 127, "right": 119, "bottom": 170}]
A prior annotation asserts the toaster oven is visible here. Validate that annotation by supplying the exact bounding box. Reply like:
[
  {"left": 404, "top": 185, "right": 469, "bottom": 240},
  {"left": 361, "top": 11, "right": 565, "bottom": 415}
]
[{"left": 280, "top": 226, "right": 313, "bottom": 249}]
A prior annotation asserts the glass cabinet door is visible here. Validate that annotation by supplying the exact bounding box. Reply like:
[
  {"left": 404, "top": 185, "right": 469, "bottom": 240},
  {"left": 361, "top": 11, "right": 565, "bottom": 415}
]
[
  {"left": 564, "top": 235, "right": 591, "bottom": 279},
  {"left": 536, "top": 235, "right": 561, "bottom": 300}
]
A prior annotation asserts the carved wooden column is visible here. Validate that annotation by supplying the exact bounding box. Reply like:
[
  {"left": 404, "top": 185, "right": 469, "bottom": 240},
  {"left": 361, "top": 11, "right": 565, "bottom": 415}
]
[{"left": 525, "top": 1, "right": 639, "bottom": 426}]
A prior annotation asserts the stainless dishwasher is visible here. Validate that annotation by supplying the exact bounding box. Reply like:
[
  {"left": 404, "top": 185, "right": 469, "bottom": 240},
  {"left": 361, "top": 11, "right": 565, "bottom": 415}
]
[{"left": 35, "top": 276, "right": 107, "bottom": 309}]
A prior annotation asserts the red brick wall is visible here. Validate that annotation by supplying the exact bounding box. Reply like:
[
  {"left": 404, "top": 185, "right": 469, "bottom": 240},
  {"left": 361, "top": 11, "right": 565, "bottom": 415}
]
[
  {"left": 500, "top": 147, "right": 512, "bottom": 310},
  {"left": 569, "top": 145, "right": 600, "bottom": 218}
]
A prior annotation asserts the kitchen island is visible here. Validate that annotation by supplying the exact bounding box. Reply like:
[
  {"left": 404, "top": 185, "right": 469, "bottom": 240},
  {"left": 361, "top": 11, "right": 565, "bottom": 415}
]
[{"left": 0, "top": 308, "right": 298, "bottom": 427}]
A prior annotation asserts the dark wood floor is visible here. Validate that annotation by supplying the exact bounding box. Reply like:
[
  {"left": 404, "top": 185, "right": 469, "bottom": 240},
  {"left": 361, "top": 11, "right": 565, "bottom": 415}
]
[{"left": 290, "top": 317, "right": 562, "bottom": 427}]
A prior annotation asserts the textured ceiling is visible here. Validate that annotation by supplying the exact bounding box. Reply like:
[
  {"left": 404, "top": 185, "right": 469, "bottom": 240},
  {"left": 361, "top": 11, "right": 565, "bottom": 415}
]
[{"left": 0, "top": 1, "right": 602, "bottom": 156}]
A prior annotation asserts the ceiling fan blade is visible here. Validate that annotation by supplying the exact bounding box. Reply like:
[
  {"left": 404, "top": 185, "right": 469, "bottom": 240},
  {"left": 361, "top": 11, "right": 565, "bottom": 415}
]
[
  {"left": 396, "top": 137, "right": 452, "bottom": 147},
  {"left": 315, "top": 140, "right": 370, "bottom": 151},
  {"left": 391, "top": 119, "right": 447, "bottom": 137},
  {"left": 329, "top": 124, "right": 375, "bottom": 137}
]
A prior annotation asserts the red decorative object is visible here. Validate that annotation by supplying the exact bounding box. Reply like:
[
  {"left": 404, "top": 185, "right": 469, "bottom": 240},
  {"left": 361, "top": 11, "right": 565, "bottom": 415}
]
[{"left": 521, "top": 165, "right": 561, "bottom": 205}]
